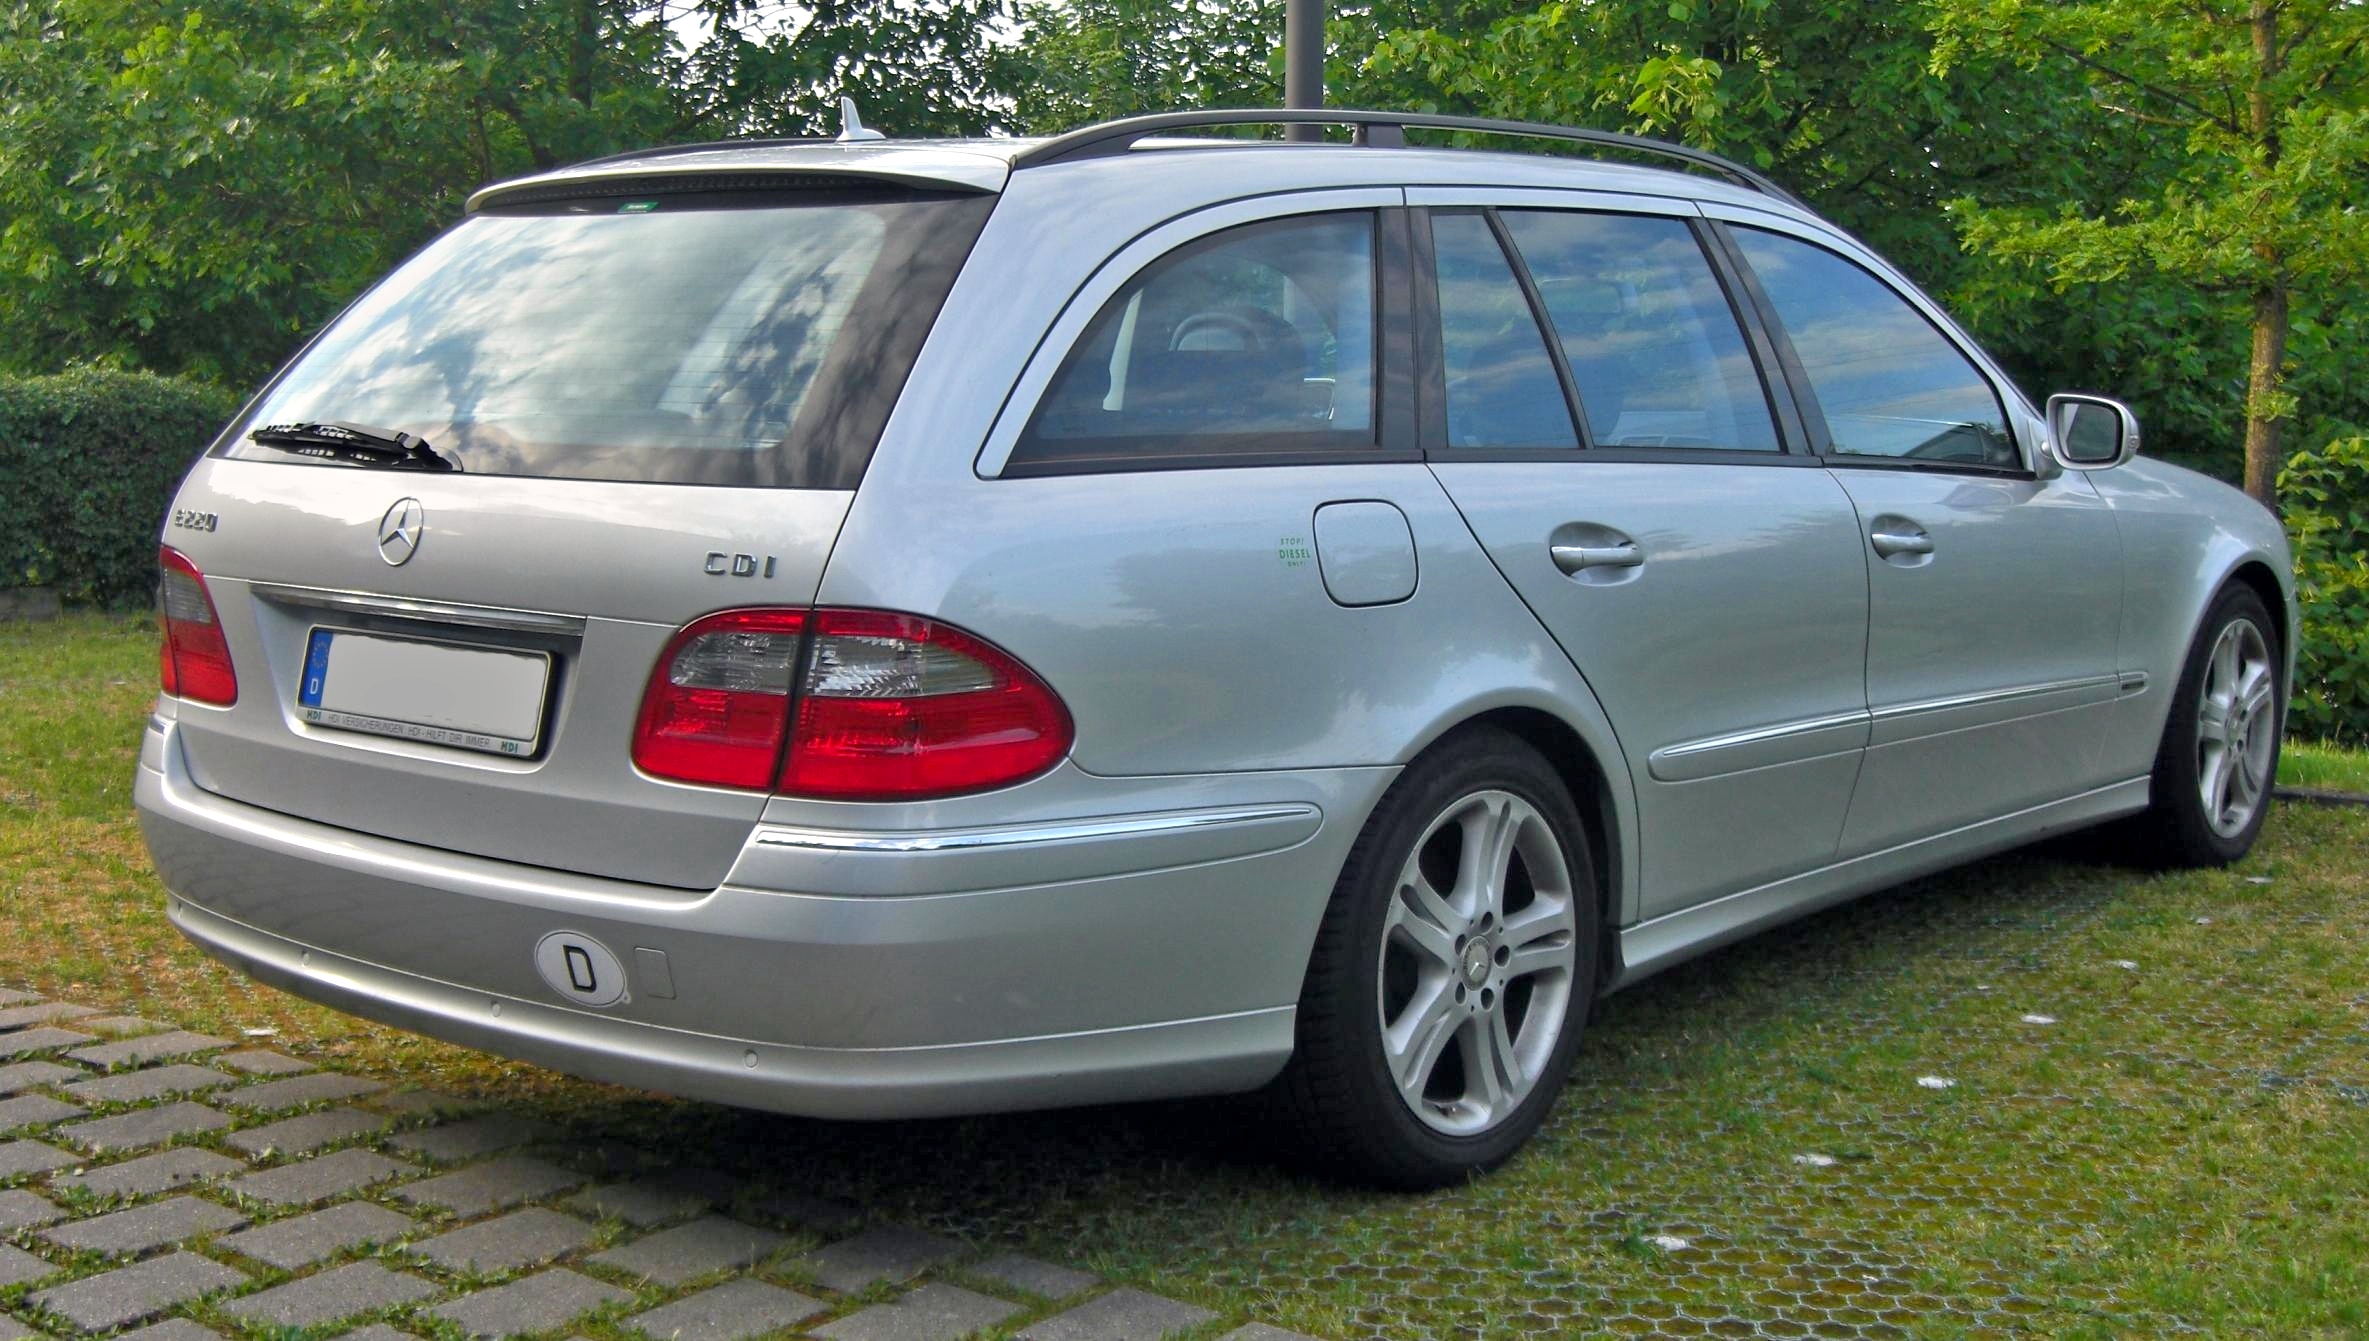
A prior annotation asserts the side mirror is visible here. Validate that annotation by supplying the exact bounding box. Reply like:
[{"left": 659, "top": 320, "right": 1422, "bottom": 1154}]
[{"left": 2046, "top": 393, "right": 2140, "bottom": 470}]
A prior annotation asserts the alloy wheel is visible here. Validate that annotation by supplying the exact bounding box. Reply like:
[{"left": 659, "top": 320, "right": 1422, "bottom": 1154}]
[{"left": 2195, "top": 618, "right": 2277, "bottom": 839}]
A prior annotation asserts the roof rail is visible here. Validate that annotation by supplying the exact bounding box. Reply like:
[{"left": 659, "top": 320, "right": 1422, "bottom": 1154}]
[{"left": 1010, "top": 108, "right": 1801, "bottom": 205}]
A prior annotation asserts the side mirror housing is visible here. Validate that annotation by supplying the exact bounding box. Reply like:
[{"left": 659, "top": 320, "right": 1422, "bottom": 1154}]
[{"left": 2046, "top": 393, "right": 2140, "bottom": 470}]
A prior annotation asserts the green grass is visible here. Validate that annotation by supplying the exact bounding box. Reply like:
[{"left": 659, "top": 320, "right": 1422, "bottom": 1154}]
[
  {"left": 2280, "top": 740, "right": 2369, "bottom": 793},
  {"left": 6, "top": 613, "right": 2369, "bottom": 1338}
]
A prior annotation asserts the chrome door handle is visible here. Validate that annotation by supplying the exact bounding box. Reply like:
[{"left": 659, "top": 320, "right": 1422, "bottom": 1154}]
[
  {"left": 1550, "top": 541, "right": 1644, "bottom": 574},
  {"left": 1869, "top": 529, "right": 1933, "bottom": 558}
]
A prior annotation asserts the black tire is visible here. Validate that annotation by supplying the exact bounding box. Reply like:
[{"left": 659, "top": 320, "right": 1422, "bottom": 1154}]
[
  {"left": 2132, "top": 585, "right": 2283, "bottom": 867},
  {"left": 1271, "top": 726, "right": 1600, "bottom": 1189}
]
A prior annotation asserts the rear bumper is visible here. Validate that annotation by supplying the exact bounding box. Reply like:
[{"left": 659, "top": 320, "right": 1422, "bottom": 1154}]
[{"left": 134, "top": 715, "right": 1389, "bottom": 1118}]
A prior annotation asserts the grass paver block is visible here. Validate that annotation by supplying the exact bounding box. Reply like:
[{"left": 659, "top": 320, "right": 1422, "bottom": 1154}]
[
  {"left": 0, "top": 1242, "right": 61, "bottom": 1287},
  {"left": 214, "top": 1050, "right": 313, "bottom": 1077},
  {"left": 1018, "top": 1289, "right": 1217, "bottom": 1341},
  {"left": 388, "top": 1116, "right": 551, "bottom": 1164},
  {"left": 224, "top": 1106, "right": 384, "bottom": 1158},
  {"left": 0, "top": 1139, "right": 80, "bottom": 1181},
  {"left": 229, "top": 1147, "right": 411, "bottom": 1207},
  {"left": 59, "top": 1149, "right": 245, "bottom": 1200},
  {"left": 564, "top": 1171, "right": 730, "bottom": 1228},
  {"left": 0, "top": 1029, "right": 98, "bottom": 1061},
  {"left": 338, "top": 1326, "right": 420, "bottom": 1341},
  {"left": 0, "top": 1003, "right": 98, "bottom": 1030},
  {"left": 0, "top": 1318, "right": 31, "bottom": 1341},
  {"left": 0, "top": 990, "right": 40, "bottom": 1007},
  {"left": 750, "top": 1191, "right": 860, "bottom": 1234},
  {"left": 40, "top": 1195, "right": 245, "bottom": 1256},
  {"left": 117, "top": 1320, "right": 225, "bottom": 1341},
  {"left": 969, "top": 1253, "right": 1097, "bottom": 1301},
  {"left": 589, "top": 1214, "right": 786, "bottom": 1287},
  {"left": 63, "top": 1066, "right": 235, "bottom": 1106},
  {"left": 410, "top": 1207, "right": 595, "bottom": 1274},
  {"left": 625, "top": 1278, "right": 824, "bottom": 1341},
  {"left": 792, "top": 1225, "right": 962, "bottom": 1294},
  {"left": 220, "top": 1200, "right": 414, "bottom": 1271},
  {"left": 0, "top": 1094, "right": 84, "bottom": 1130},
  {"left": 0, "top": 1061, "right": 82, "bottom": 1094},
  {"left": 222, "top": 1073, "right": 384, "bottom": 1113},
  {"left": 58, "top": 1101, "right": 230, "bottom": 1153},
  {"left": 79, "top": 1016, "right": 164, "bottom": 1037},
  {"left": 393, "top": 1155, "right": 582, "bottom": 1217},
  {"left": 1217, "top": 1326, "right": 1325, "bottom": 1341},
  {"left": 29, "top": 1250, "right": 245, "bottom": 1332},
  {"left": 220, "top": 1261, "right": 438, "bottom": 1328},
  {"left": 428, "top": 1268, "right": 630, "bottom": 1338},
  {"left": 64, "top": 1032, "right": 228, "bottom": 1070},
  {"left": 812, "top": 1283, "right": 1021, "bottom": 1341},
  {"left": 0, "top": 1187, "right": 62, "bottom": 1231}
]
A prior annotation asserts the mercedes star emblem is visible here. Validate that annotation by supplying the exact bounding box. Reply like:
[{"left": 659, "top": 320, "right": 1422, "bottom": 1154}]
[{"left": 376, "top": 497, "right": 425, "bottom": 566}]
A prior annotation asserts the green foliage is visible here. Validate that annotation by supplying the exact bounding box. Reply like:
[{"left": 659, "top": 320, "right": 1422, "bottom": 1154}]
[
  {"left": 0, "top": 369, "right": 236, "bottom": 609},
  {"left": 2280, "top": 438, "right": 2369, "bottom": 746}
]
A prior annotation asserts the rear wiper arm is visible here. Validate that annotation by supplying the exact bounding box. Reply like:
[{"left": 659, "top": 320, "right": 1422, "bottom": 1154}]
[{"left": 249, "top": 421, "right": 456, "bottom": 472}]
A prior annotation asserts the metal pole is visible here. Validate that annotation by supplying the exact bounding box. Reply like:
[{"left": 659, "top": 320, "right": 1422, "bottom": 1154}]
[{"left": 1284, "top": 0, "right": 1323, "bottom": 142}]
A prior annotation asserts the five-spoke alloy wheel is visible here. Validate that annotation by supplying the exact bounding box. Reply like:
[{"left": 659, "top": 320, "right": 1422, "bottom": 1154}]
[{"left": 2139, "top": 585, "right": 2283, "bottom": 866}]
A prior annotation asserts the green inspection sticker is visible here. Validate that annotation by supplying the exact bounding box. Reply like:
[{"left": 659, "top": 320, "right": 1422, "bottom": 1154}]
[{"left": 617, "top": 200, "right": 659, "bottom": 214}]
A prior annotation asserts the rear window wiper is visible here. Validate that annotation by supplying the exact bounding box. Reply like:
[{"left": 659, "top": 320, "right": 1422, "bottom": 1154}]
[{"left": 249, "top": 421, "right": 457, "bottom": 472}]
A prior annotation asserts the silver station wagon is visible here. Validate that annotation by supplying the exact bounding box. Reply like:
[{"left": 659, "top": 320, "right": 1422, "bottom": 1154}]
[{"left": 135, "top": 110, "right": 2294, "bottom": 1186}]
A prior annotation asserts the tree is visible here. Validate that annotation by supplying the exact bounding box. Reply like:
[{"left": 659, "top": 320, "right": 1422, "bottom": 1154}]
[{"left": 1931, "top": 0, "right": 2369, "bottom": 505}]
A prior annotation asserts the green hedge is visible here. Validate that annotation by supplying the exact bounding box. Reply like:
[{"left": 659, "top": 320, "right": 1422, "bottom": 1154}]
[
  {"left": 2281, "top": 437, "right": 2369, "bottom": 747},
  {"left": 0, "top": 369, "right": 239, "bottom": 609}
]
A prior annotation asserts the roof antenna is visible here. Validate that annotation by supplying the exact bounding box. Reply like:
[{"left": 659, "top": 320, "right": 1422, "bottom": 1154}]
[{"left": 837, "top": 96, "right": 887, "bottom": 143}]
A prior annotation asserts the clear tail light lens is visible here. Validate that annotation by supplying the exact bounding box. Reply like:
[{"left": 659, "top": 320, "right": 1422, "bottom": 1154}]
[
  {"left": 631, "top": 609, "right": 808, "bottom": 789},
  {"left": 157, "top": 546, "right": 237, "bottom": 706}
]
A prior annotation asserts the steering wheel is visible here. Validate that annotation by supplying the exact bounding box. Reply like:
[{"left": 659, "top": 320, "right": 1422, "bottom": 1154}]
[{"left": 1169, "top": 311, "right": 1266, "bottom": 352}]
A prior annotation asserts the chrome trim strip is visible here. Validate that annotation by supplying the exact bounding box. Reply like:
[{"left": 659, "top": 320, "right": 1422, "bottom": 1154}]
[
  {"left": 1870, "top": 673, "right": 2123, "bottom": 724},
  {"left": 248, "top": 583, "right": 587, "bottom": 636},
  {"left": 1650, "top": 709, "right": 1871, "bottom": 780},
  {"left": 753, "top": 804, "right": 1322, "bottom": 855}
]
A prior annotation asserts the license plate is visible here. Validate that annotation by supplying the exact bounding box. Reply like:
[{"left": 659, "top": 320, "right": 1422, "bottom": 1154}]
[{"left": 297, "top": 627, "right": 551, "bottom": 756}]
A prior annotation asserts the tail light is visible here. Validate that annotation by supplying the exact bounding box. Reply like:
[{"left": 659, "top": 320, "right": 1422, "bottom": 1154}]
[
  {"left": 631, "top": 608, "right": 1072, "bottom": 800},
  {"left": 157, "top": 546, "right": 237, "bottom": 706}
]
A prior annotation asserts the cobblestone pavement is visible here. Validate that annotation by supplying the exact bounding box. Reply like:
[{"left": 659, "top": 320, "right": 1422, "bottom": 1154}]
[{"left": 0, "top": 990, "right": 1312, "bottom": 1341}]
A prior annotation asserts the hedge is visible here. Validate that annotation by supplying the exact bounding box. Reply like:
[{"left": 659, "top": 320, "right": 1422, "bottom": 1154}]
[
  {"left": 2281, "top": 437, "right": 2369, "bottom": 747},
  {"left": 0, "top": 369, "right": 239, "bottom": 609}
]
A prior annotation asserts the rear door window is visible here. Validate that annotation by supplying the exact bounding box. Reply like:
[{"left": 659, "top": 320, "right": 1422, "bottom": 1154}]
[{"left": 1428, "top": 212, "right": 1577, "bottom": 450}]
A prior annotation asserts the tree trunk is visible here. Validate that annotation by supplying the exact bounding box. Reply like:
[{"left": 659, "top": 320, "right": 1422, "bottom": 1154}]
[{"left": 2243, "top": 283, "right": 2288, "bottom": 508}]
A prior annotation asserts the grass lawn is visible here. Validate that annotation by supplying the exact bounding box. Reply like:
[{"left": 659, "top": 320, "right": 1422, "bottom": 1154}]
[
  {"left": 5, "top": 612, "right": 2367, "bottom": 1338},
  {"left": 2280, "top": 739, "right": 2369, "bottom": 793}
]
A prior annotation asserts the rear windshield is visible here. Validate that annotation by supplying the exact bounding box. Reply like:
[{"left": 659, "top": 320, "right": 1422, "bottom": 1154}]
[{"left": 224, "top": 187, "right": 995, "bottom": 488}]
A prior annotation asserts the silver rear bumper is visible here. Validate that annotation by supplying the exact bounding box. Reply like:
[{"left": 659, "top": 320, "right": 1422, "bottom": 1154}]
[{"left": 135, "top": 716, "right": 1388, "bottom": 1119}]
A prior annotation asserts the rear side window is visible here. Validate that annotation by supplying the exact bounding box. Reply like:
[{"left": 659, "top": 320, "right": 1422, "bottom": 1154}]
[
  {"left": 1013, "top": 213, "right": 1377, "bottom": 468},
  {"left": 1501, "top": 211, "right": 1780, "bottom": 452},
  {"left": 1429, "top": 212, "right": 1576, "bottom": 449},
  {"left": 225, "top": 189, "right": 995, "bottom": 489},
  {"left": 1730, "top": 227, "right": 2014, "bottom": 468}
]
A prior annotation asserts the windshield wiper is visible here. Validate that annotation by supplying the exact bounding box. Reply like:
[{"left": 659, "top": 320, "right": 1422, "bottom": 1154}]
[{"left": 249, "top": 421, "right": 456, "bottom": 472}]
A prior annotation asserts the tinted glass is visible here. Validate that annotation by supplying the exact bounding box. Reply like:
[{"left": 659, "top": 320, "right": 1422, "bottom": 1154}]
[
  {"left": 1016, "top": 214, "right": 1375, "bottom": 465},
  {"left": 1429, "top": 213, "right": 1576, "bottom": 449},
  {"left": 1731, "top": 227, "right": 2014, "bottom": 467},
  {"left": 1502, "top": 211, "right": 1779, "bottom": 452},
  {"left": 228, "top": 190, "right": 993, "bottom": 488}
]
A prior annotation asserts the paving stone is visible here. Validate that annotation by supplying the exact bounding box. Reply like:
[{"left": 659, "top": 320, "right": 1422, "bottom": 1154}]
[
  {"left": 80, "top": 1017, "right": 165, "bottom": 1037},
  {"left": 58, "top": 1101, "right": 230, "bottom": 1153},
  {"left": 0, "top": 1187, "right": 63, "bottom": 1230},
  {"left": 393, "top": 1156, "right": 581, "bottom": 1217},
  {"left": 0, "top": 1060, "right": 82, "bottom": 1094},
  {"left": 63, "top": 1032, "right": 229, "bottom": 1070},
  {"left": 220, "top": 1200, "right": 416, "bottom": 1271},
  {"left": 0, "top": 1242, "right": 62, "bottom": 1287},
  {"left": 229, "top": 1147, "right": 411, "bottom": 1207},
  {"left": 29, "top": 1250, "right": 245, "bottom": 1332},
  {"left": 750, "top": 1191, "right": 861, "bottom": 1234},
  {"left": 0, "top": 1094, "right": 84, "bottom": 1130},
  {"left": 224, "top": 1106, "right": 385, "bottom": 1158},
  {"left": 792, "top": 1225, "right": 962, "bottom": 1294},
  {"left": 0, "top": 1029, "right": 97, "bottom": 1061},
  {"left": 970, "top": 1253, "right": 1098, "bottom": 1301},
  {"left": 40, "top": 1196, "right": 245, "bottom": 1257},
  {"left": 221, "top": 1072, "right": 384, "bottom": 1113},
  {"left": 0, "top": 1318, "right": 34, "bottom": 1341},
  {"left": 63, "top": 1065, "right": 235, "bottom": 1106},
  {"left": 0, "top": 1139, "right": 81, "bottom": 1180},
  {"left": 369, "top": 1089, "right": 465, "bottom": 1117},
  {"left": 117, "top": 1320, "right": 226, "bottom": 1341},
  {"left": 1215, "top": 1326, "right": 1325, "bottom": 1341},
  {"left": 388, "top": 1116, "right": 551, "bottom": 1164},
  {"left": 588, "top": 1214, "right": 785, "bottom": 1288},
  {"left": 625, "top": 1278, "right": 824, "bottom": 1341},
  {"left": 221, "top": 1260, "right": 438, "bottom": 1329},
  {"left": 1018, "top": 1290, "right": 1217, "bottom": 1341},
  {"left": 427, "top": 1268, "right": 630, "bottom": 1338},
  {"left": 0, "top": 1003, "right": 98, "bottom": 1030},
  {"left": 410, "top": 1208, "right": 595, "bottom": 1275},
  {"left": 339, "top": 1326, "right": 421, "bottom": 1341},
  {"left": 58, "top": 1149, "right": 245, "bottom": 1200},
  {"left": 812, "top": 1283, "right": 1021, "bottom": 1341},
  {"left": 564, "top": 1171, "right": 732, "bottom": 1228},
  {"left": 214, "top": 1049, "right": 314, "bottom": 1077},
  {"left": 0, "top": 988, "right": 40, "bottom": 1007}
]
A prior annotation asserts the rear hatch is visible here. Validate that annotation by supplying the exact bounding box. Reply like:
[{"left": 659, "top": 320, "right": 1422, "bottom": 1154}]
[{"left": 162, "top": 169, "right": 996, "bottom": 889}]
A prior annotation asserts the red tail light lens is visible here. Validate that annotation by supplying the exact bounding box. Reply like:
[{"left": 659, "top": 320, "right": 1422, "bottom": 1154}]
[
  {"left": 630, "top": 607, "right": 1072, "bottom": 799},
  {"left": 157, "top": 547, "right": 237, "bottom": 706}
]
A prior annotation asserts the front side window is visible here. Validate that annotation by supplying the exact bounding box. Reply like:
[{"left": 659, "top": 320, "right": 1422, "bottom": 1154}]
[
  {"left": 1730, "top": 227, "right": 2015, "bottom": 468},
  {"left": 1013, "top": 213, "right": 1377, "bottom": 467},
  {"left": 1429, "top": 212, "right": 1577, "bottom": 450}
]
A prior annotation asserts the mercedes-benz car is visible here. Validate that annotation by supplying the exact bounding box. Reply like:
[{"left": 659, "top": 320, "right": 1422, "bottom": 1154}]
[{"left": 134, "top": 109, "right": 2293, "bottom": 1187}]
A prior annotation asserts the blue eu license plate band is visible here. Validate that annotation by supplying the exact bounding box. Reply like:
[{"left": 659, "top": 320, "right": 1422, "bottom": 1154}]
[{"left": 299, "top": 628, "right": 333, "bottom": 708}]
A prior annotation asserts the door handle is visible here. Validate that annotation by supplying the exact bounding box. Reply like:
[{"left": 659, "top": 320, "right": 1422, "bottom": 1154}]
[
  {"left": 1869, "top": 528, "right": 1934, "bottom": 559},
  {"left": 1550, "top": 541, "right": 1644, "bottom": 574}
]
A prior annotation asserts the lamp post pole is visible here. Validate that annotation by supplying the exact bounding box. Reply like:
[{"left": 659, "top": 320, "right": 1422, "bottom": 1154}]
[{"left": 1284, "top": 0, "right": 1323, "bottom": 141}]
